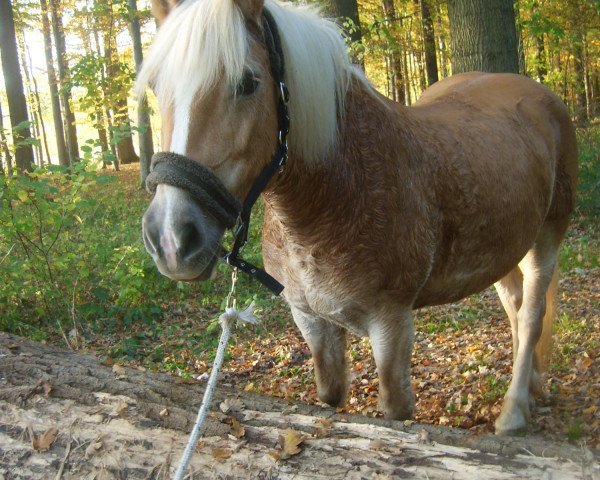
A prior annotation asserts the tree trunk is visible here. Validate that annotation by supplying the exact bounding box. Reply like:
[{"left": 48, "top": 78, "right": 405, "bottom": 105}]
[
  {"left": 327, "top": 0, "right": 364, "bottom": 67},
  {"left": 535, "top": 33, "right": 547, "bottom": 83},
  {"left": 27, "top": 104, "right": 43, "bottom": 167},
  {"left": 0, "top": 0, "right": 34, "bottom": 174},
  {"left": 128, "top": 0, "right": 154, "bottom": 187},
  {"left": 446, "top": 0, "right": 519, "bottom": 74},
  {"left": 21, "top": 37, "right": 51, "bottom": 167},
  {"left": 435, "top": 1, "right": 448, "bottom": 78},
  {"left": 106, "top": 31, "right": 139, "bottom": 165},
  {"left": 99, "top": 5, "right": 120, "bottom": 169},
  {"left": 0, "top": 101, "right": 13, "bottom": 176},
  {"left": 0, "top": 333, "right": 593, "bottom": 480},
  {"left": 420, "top": 0, "right": 438, "bottom": 86},
  {"left": 50, "top": 0, "right": 79, "bottom": 165},
  {"left": 573, "top": 35, "right": 587, "bottom": 124},
  {"left": 40, "top": 0, "right": 69, "bottom": 167},
  {"left": 381, "top": 0, "right": 406, "bottom": 104}
]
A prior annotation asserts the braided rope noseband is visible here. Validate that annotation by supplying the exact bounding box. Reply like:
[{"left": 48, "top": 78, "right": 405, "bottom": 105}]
[
  {"left": 146, "top": 152, "right": 241, "bottom": 229},
  {"left": 145, "top": 9, "right": 288, "bottom": 295}
]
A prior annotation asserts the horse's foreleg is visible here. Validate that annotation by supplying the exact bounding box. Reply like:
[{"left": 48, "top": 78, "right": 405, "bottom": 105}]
[
  {"left": 290, "top": 307, "right": 348, "bottom": 406},
  {"left": 495, "top": 227, "right": 559, "bottom": 435},
  {"left": 369, "top": 309, "right": 415, "bottom": 420}
]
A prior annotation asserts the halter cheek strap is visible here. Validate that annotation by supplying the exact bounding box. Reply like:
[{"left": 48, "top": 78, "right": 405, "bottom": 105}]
[
  {"left": 222, "top": 9, "right": 288, "bottom": 295},
  {"left": 145, "top": 9, "right": 288, "bottom": 296}
]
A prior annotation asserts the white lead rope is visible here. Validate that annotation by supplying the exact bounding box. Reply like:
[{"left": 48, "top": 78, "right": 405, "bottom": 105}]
[{"left": 174, "top": 270, "right": 256, "bottom": 480}]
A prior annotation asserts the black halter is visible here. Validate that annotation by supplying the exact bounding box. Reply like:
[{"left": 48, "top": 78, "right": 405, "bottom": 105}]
[{"left": 146, "top": 9, "right": 288, "bottom": 295}]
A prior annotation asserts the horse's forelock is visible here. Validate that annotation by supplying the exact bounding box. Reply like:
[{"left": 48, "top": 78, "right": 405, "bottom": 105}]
[{"left": 136, "top": 0, "right": 248, "bottom": 110}]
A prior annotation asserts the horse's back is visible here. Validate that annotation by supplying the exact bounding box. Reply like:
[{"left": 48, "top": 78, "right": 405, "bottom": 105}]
[
  {"left": 422, "top": 72, "right": 577, "bottom": 221},
  {"left": 408, "top": 73, "right": 578, "bottom": 306}
]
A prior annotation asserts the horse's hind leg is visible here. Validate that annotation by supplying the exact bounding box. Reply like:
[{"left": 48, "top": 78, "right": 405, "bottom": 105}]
[
  {"left": 290, "top": 307, "right": 348, "bottom": 406},
  {"left": 495, "top": 267, "right": 543, "bottom": 396},
  {"left": 494, "top": 224, "right": 561, "bottom": 435}
]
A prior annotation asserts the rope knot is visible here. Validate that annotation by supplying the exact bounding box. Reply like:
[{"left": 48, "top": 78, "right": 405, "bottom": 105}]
[{"left": 219, "top": 302, "right": 257, "bottom": 329}]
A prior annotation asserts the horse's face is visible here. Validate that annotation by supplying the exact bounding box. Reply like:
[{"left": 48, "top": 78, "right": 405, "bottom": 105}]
[{"left": 141, "top": 0, "right": 278, "bottom": 281}]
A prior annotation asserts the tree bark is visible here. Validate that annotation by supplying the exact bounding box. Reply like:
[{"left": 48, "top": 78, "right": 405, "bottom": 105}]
[
  {"left": 435, "top": 1, "right": 448, "bottom": 78},
  {"left": 50, "top": 0, "right": 79, "bottom": 165},
  {"left": 106, "top": 31, "right": 139, "bottom": 165},
  {"left": 0, "top": 0, "right": 35, "bottom": 174},
  {"left": 535, "top": 33, "right": 547, "bottom": 83},
  {"left": 420, "top": 0, "right": 439, "bottom": 86},
  {"left": 381, "top": 0, "right": 406, "bottom": 104},
  {"left": 128, "top": 0, "right": 154, "bottom": 187},
  {"left": 446, "top": 0, "right": 519, "bottom": 74},
  {"left": 21, "top": 37, "right": 51, "bottom": 167},
  {"left": 0, "top": 100, "right": 13, "bottom": 175},
  {"left": 40, "top": 0, "right": 69, "bottom": 167},
  {"left": 0, "top": 333, "right": 594, "bottom": 480},
  {"left": 573, "top": 35, "right": 587, "bottom": 124}
]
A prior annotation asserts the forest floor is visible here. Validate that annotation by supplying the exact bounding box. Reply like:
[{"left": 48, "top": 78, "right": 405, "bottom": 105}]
[{"left": 72, "top": 164, "right": 600, "bottom": 450}]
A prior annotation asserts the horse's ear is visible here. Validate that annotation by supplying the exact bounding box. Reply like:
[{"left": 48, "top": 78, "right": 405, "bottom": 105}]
[
  {"left": 234, "top": 0, "right": 264, "bottom": 25},
  {"left": 151, "top": 0, "right": 182, "bottom": 23}
]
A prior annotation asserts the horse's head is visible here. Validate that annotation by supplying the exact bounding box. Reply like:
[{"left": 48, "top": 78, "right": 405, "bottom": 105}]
[
  {"left": 140, "top": 0, "right": 350, "bottom": 281},
  {"left": 140, "top": 0, "right": 282, "bottom": 281}
]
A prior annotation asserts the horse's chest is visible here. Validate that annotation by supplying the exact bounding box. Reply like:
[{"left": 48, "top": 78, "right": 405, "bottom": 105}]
[{"left": 279, "top": 247, "right": 370, "bottom": 337}]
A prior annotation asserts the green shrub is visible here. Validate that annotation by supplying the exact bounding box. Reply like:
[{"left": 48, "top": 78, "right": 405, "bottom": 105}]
[
  {"left": 576, "top": 125, "right": 600, "bottom": 219},
  {"left": 0, "top": 163, "right": 166, "bottom": 338}
]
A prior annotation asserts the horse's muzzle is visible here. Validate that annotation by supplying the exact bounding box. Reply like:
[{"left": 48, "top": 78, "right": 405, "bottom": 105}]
[{"left": 142, "top": 184, "right": 224, "bottom": 281}]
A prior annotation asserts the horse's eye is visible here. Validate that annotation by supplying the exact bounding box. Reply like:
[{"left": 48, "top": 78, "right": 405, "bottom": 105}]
[{"left": 235, "top": 72, "right": 259, "bottom": 96}]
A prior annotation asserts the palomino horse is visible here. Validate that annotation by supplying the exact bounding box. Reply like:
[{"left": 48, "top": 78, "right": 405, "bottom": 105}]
[{"left": 139, "top": 0, "right": 577, "bottom": 435}]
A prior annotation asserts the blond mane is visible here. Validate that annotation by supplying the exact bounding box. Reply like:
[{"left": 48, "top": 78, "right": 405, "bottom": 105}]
[{"left": 137, "top": 0, "right": 356, "bottom": 162}]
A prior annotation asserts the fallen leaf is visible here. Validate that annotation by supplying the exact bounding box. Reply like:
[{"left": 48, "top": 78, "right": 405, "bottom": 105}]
[
  {"left": 581, "top": 358, "right": 593, "bottom": 371},
  {"left": 230, "top": 417, "right": 245, "bottom": 438},
  {"left": 219, "top": 398, "right": 245, "bottom": 414},
  {"left": 417, "top": 428, "right": 432, "bottom": 445},
  {"left": 115, "top": 400, "right": 128, "bottom": 416},
  {"left": 316, "top": 418, "right": 333, "bottom": 429},
  {"left": 32, "top": 427, "right": 58, "bottom": 451},
  {"left": 268, "top": 449, "right": 281, "bottom": 460},
  {"left": 583, "top": 405, "right": 597, "bottom": 416},
  {"left": 278, "top": 429, "right": 306, "bottom": 458},
  {"left": 370, "top": 439, "right": 384, "bottom": 450},
  {"left": 211, "top": 447, "right": 232, "bottom": 461},
  {"left": 41, "top": 382, "right": 52, "bottom": 397},
  {"left": 85, "top": 441, "right": 103, "bottom": 459}
]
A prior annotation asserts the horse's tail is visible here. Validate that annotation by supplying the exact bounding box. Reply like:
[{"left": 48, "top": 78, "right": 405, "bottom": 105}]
[{"left": 535, "top": 264, "right": 559, "bottom": 372}]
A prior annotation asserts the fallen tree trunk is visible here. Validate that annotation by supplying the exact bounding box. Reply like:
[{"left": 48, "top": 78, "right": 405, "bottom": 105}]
[{"left": 0, "top": 332, "right": 597, "bottom": 479}]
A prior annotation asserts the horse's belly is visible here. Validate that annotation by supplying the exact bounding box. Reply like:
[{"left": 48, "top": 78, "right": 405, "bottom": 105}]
[{"left": 414, "top": 235, "right": 533, "bottom": 308}]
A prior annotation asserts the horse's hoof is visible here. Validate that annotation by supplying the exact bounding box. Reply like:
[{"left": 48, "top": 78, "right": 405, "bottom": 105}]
[
  {"left": 381, "top": 400, "right": 415, "bottom": 420},
  {"left": 494, "top": 425, "right": 528, "bottom": 436},
  {"left": 317, "top": 388, "right": 346, "bottom": 407},
  {"left": 495, "top": 397, "right": 529, "bottom": 435}
]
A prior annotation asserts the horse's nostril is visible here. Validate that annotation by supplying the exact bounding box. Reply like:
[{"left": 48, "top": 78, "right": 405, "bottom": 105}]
[{"left": 177, "top": 222, "right": 204, "bottom": 262}]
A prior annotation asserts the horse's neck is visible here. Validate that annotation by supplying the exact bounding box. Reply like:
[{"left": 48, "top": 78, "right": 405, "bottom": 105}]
[{"left": 263, "top": 78, "right": 420, "bottom": 245}]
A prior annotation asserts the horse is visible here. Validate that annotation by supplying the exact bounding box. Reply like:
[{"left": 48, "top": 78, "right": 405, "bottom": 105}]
[{"left": 139, "top": 0, "right": 578, "bottom": 435}]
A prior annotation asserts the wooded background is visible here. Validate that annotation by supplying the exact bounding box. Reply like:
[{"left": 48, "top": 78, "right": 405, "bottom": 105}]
[{"left": 0, "top": 0, "right": 598, "bottom": 177}]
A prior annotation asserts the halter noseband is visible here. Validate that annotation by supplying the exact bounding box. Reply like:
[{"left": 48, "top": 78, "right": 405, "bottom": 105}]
[{"left": 145, "top": 9, "right": 288, "bottom": 295}]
